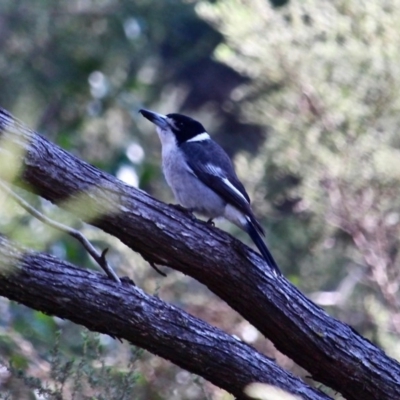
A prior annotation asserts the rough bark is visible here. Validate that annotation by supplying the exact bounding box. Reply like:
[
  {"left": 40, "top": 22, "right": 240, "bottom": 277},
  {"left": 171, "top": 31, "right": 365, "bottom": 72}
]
[
  {"left": 0, "top": 235, "right": 328, "bottom": 400},
  {"left": 1, "top": 107, "right": 400, "bottom": 399}
]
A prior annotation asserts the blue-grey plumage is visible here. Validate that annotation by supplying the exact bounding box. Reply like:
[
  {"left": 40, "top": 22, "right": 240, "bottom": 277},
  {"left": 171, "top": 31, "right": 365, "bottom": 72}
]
[{"left": 139, "top": 108, "right": 281, "bottom": 276}]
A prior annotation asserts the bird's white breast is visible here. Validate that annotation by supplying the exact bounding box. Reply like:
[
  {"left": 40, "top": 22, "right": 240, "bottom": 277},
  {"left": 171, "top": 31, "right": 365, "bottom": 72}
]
[
  {"left": 156, "top": 126, "right": 177, "bottom": 157},
  {"left": 157, "top": 130, "right": 225, "bottom": 218}
]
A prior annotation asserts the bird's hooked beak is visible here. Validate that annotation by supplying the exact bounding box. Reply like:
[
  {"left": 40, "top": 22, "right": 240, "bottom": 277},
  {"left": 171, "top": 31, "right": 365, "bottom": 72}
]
[{"left": 139, "top": 109, "right": 169, "bottom": 129}]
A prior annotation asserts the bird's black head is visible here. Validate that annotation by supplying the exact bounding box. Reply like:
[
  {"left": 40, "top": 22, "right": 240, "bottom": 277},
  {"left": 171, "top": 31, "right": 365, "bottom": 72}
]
[
  {"left": 166, "top": 113, "right": 206, "bottom": 144},
  {"left": 139, "top": 109, "right": 207, "bottom": 145}
]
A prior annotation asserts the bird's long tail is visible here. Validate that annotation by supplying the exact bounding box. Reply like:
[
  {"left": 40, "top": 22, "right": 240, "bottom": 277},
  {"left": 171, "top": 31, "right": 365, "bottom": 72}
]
[{"left": 245, "top": 220, "right": 282, "bottom": 276}]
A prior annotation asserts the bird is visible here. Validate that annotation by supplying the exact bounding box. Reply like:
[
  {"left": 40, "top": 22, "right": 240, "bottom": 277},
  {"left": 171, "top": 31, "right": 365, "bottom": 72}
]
[{"left": 139, "top": 108, "right": 282, "bottom": 276}]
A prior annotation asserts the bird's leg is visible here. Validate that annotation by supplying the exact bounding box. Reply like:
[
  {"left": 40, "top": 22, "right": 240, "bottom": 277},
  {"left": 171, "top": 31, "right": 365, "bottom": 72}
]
[
  {"left": 170, "top": 203, "right": 197, "bottom": 221},
  {"left": 171, "top": 203, "right": 191, "bottom": 213},
  {"left": 206, "top": 218, "right": 215, "bottom": 227}
]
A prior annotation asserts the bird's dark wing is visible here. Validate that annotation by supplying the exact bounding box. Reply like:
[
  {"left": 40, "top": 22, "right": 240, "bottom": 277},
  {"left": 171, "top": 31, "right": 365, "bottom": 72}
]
[{"left": 181, "top": 140, "right": 264, "bottom": 235}]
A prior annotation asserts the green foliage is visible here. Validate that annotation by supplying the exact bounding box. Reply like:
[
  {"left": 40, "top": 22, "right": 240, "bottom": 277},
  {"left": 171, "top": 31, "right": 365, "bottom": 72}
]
[
  {"left": 1, "top": 330, "right": 141, "bottom": 400},
  {"left": 198, "top": 0, "right": 400, "bottom": 358}
]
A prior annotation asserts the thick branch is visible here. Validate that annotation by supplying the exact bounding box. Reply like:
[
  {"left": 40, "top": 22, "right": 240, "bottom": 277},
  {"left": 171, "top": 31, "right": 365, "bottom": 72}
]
[
  {"left": 0, "top": 235, "right": 328, "bottom": 400},
  {"left": 1, "top": 108, "right": 400, "bottom": 399}
]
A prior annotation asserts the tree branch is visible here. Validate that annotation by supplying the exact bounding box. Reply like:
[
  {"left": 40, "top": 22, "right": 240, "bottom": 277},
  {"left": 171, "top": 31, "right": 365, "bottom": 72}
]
[
  {"left": 1, "top": 107, "right": 400, "bottom": 399},
  {"left": 0, "top": 234, "right": 328, "bottom": 400}
]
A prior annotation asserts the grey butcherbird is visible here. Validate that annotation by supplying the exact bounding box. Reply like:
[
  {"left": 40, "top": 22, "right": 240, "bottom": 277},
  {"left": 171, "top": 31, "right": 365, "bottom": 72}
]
[{"left": 140, "top": 109, "right": 281, "bottom": 276}]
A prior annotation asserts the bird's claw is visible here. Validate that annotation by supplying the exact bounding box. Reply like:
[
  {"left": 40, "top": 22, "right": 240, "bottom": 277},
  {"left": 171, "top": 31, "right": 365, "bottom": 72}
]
[{"left": 170, "top": 204, "right": 197, "bottom": 220}]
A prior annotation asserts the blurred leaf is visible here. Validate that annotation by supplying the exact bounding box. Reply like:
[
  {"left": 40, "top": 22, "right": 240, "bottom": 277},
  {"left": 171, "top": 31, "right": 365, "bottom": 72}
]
[{"left": 245, "top": 382, "right": 301, "bottom": 400}]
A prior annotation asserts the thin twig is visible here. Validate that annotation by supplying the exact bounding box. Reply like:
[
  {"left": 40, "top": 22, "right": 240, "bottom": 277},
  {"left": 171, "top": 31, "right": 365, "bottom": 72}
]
[
  {"left": 0, "top": 179, "right": 121, "bottom": 283},
  {"left": 149, "top": 261, "right": 167, "bottom": 277}
]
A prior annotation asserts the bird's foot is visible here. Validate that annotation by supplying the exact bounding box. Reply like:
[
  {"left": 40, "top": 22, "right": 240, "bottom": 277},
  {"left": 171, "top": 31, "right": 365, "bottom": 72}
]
[
  {"left": 120, "top": 275, "right": 136, "bottom": 286},
  {"left": 170, "top": 204, "right": 197, "bottom": 221},
  {"left": 206, "top": 218, "right": 215, "bottom": 227}
]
